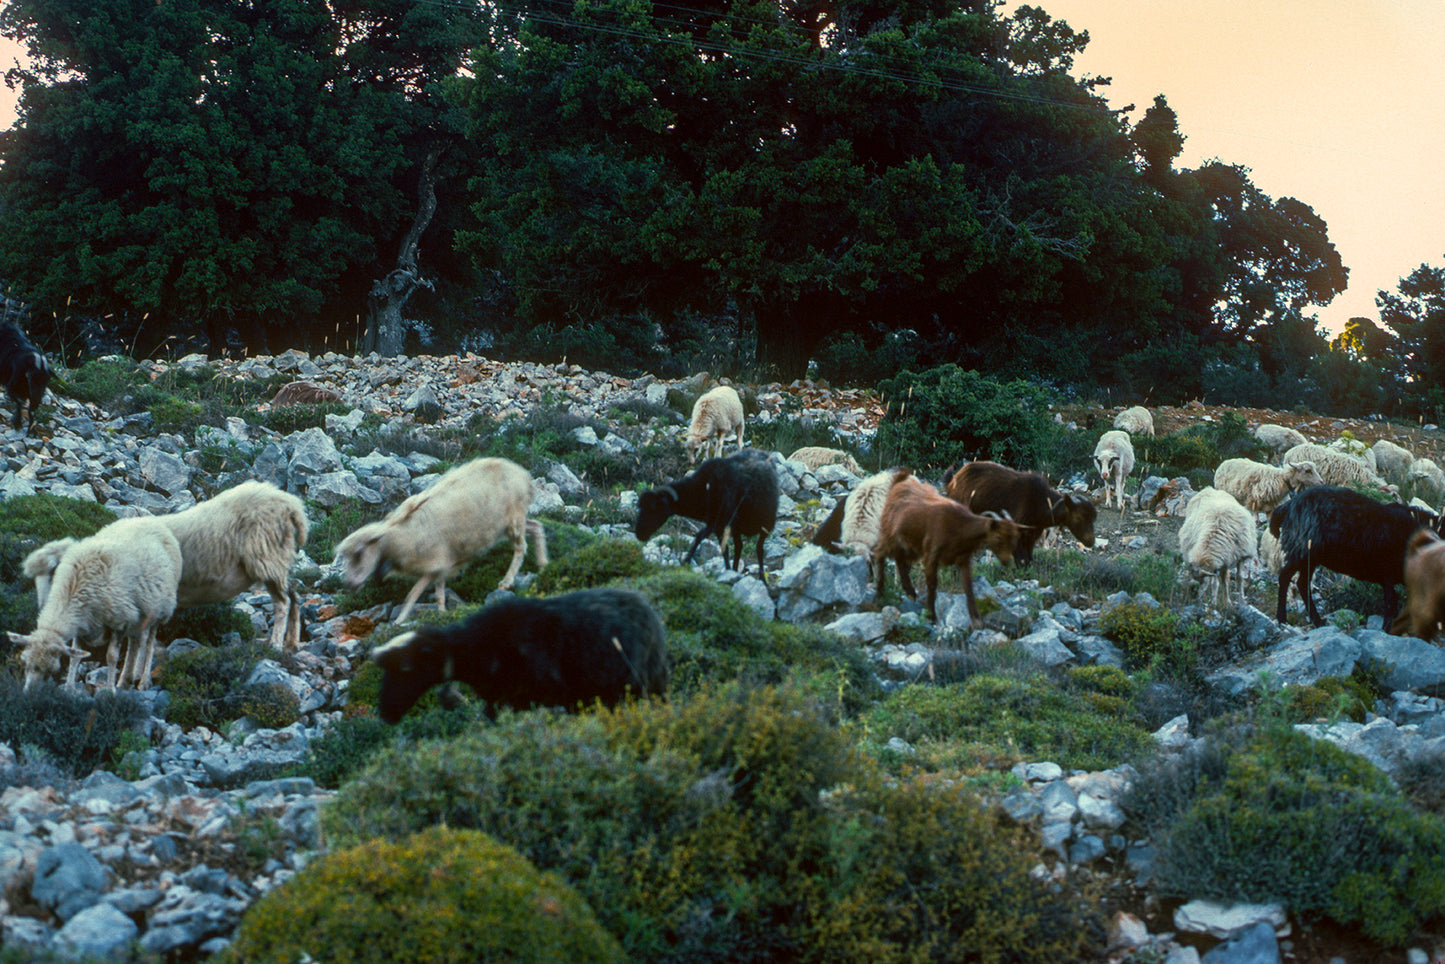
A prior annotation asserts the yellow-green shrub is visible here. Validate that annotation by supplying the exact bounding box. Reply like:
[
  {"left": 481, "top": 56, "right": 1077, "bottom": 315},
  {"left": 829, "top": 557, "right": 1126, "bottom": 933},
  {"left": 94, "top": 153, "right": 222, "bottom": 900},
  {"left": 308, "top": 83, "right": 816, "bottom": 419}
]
[{"left": 225, "top": 826, "right": 624, "bottom": 964}]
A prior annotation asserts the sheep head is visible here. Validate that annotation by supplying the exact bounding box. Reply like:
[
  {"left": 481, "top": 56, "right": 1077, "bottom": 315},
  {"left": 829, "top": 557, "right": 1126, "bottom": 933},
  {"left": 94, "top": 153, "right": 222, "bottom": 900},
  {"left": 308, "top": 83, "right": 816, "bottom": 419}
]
[
  {"left": 7, "top": 629, "right": 88, "bottom": 690},
  {"left": 635, "top": 485, "right": 679, "bottom": 542},
  {"left": 335, "top": 522, "right": 389, "bottom": 588},
  {"left": 373, "top": 629, "right": 475, "bottom": 724}
]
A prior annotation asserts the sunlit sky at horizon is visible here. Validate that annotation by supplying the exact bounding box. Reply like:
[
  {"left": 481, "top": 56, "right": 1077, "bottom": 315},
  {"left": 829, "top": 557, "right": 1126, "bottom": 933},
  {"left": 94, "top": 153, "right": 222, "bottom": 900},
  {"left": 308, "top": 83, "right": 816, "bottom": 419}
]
[{"left": 1, "top": 2, "right": 1442, "bottom": 341}]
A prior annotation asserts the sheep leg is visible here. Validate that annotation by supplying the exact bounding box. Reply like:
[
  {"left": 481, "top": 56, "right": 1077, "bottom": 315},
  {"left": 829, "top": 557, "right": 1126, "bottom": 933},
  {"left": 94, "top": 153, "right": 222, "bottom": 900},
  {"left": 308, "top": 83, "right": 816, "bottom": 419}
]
[
  {"left": 265, "top": 580, "right": 290, "bottom": 650},
  {"left": 527, "top": 519, "right": 549, "bottom": 568},
  {"left": 682, "top": 526, "right": 714, "bottom": 566},
  {"left": 498, "top": 526, "right": 528, "bottom": 590},
  {"left": 1299, "top": 562, "right": 1325, "bottom": 626},
  {"left": 753, "top": 533, "right": 764, "bottom": 576},
  {"left": 285, "top": 587, "right": 302, "bottom": 650},
  {"left": 735, "top": 421, "right": 745, "bottom": 454},
  {"left": 394, "top": 575, "right": 436, "bottom": 624},
  {"left": 1276, "top": 562, "right": 1301, "bottom": 623}
]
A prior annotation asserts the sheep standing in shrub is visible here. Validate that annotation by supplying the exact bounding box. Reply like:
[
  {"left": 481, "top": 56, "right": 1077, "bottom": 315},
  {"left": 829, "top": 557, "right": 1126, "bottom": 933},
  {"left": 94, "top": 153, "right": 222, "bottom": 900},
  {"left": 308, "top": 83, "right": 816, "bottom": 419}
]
[
  {"left": 0, "top": 322, "right": 51, "bottom": 435},
  {"left": 685, "top": 385, "right": 745, "bottom": 465},
  {"left": 370, "top": 587, "right": 669, "bottom": 723},
  {"left": 1212, "top": 458, "right": 1324, "bottom": 515},
  {"left": 1270, "top": 484, "right": 1442, "bottom": 626},
  {"left": 1178, "top": 488, "right": 1258, "bottom": 608},
  {"left": 7, "top": 517, "right": 182, "bottom": 689},
  {"left": 1391, "top": 528, "right": 1445, "bottom": 640},
  {"left": 1093, "top": 430, "right": 1135, "bottom": 511},
  {"left": 337, "top": 457, "right": 547, "bottom": 625},
  {"left": 944, "top": 460, "right": 1096, "bottom": 564},
  {"left": 1113, "top": 405, "right": 1154, "bottom": 437},
  {"left": 786, "top": 446, "right": 862, "bottom": 476},
  {"left": 1254, "top": 423, "right": 1308, "bottom": 462},
  {"left": 1371, "top": 439, "right": 1416, "bottom": 494},
  {"left": 636, "top": 449, "right": 778, "bottom": 573},
  {"left": 873, "top": 473, "right": 1018, "bottom": 624}
]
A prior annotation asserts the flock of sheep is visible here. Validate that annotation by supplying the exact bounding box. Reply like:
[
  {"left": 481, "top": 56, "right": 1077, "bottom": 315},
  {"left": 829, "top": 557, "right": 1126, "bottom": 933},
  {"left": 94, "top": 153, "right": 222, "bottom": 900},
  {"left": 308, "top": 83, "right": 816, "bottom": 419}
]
[{"left": 8, "top": 384, "right": 1445, "bottom": 722}]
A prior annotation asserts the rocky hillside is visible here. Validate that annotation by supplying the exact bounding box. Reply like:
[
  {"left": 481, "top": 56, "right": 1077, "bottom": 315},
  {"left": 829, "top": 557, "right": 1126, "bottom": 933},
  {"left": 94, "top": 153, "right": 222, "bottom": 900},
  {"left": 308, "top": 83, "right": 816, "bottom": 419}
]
[{"left": 0, "top": 349, "right": 1442, "bottom": 963}]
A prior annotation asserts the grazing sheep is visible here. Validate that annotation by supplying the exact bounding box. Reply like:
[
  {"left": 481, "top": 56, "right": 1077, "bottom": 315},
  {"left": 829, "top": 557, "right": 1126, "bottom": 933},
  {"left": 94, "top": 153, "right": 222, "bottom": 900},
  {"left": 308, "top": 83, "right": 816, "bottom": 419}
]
[
  {"left": 944, "top": 460, "right": 1096, "bottom": 564},
  {"left": 1269, "top": 484, "right": 1441, "bottom": 626},
  {"left": 162, "top": 481, "right": 310, "bottom": 651},
  {"left": 873, "top": 474, "right": 1019, "bottom": 624},
  {"left": 336, "top": 457, "right": 547, "bottom": 625},
  {"left": 371, "top": 587, "right": 669, "bottom": 723},
  {"left": 1408, "top": 457, "right": 1445, "bottom": 509},
  {"left": 6, "top": 517, "right": 181, "bottom": 690},
  {"left": 0, "top": 322, "right": 51, "bottom": 435},
  {"left": 1253, "top": 423, "right": 1309, "bottom": 463},
  {"left": 1371, "top": 439, "right": 1416, "bottom": 492},
  {"left": 1390, "top": 528, "right": 1445, "bottom": 641},
  {"left": 1281, "top": 443, "right": 1391, "bottom": 493},
  {"left": 1093, "top": 430, "right": 1135, "bottom": 510},
  {"left": 1212, "top": 458, "right": 1324, "bottom": 515},
  {"left": 1113, "top": 405, "right": 1155, "bottom": 437},
  {"left": 786, "top": 446, "right": 863, "bottom": 476},
  {"left": 636, "top": 449, "right": 778, "bottom": 573},
  {"left": 686, "top": 385, "right": 745, "bottom": 465},
  {"left": 1178, "top": 488, "right": 1258, "bottom": 608}
]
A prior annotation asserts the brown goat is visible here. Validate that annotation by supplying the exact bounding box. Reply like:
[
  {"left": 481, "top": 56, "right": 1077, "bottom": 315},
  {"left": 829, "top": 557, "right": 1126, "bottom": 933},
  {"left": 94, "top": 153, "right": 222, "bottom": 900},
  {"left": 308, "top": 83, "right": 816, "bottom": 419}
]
[
  {"left": 1391, "top": 528, "right": 1445, "bottom": 640},
  {"left": 873, "top": 475, "right": 1019, "bottom": 624},
  {"left": 944, "top": 460, "right": 1096, "bottom": 564}
]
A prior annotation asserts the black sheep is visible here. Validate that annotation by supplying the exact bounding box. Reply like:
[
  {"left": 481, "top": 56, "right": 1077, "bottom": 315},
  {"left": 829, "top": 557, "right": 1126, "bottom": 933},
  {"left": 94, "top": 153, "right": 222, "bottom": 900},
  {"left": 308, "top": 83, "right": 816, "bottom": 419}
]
[
  {"left": 370, "top": 587, "right": 669, "bottom": 723},
  {"left": 1270, "top": 484, "right": 1442, "bottom": 626},
  {"left": 636, "top": 448, "right": 779, "bottom": 573},
  {"left": 0, "top": 322, "right": 50, "bottom": 434}
]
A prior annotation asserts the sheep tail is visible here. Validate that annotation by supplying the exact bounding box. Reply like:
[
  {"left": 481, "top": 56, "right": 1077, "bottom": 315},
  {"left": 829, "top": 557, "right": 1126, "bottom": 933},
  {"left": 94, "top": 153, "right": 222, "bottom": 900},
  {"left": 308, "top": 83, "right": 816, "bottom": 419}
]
[
  {"left": 290, "top": 502, "right": 311, "bottom": 548},
  {"left": 527, "top": 518, "right": 549, "bottom": 567}
]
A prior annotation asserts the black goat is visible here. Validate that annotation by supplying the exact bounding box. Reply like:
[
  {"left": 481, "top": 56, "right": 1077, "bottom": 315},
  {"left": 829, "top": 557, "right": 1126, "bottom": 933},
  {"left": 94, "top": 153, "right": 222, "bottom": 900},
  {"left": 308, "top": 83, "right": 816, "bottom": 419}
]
[
  {"left": 370, "top": 587, "right": 669, "bottom": 723},
  {"left": 0, "top": 323, "right": 50, "bottom": 434},
  {"left": 1270, "top": 484, "right": 1442, "bottom": 626},
  {"left": 636, "top": 449, "right": 779, "bottom": 573},
  {"left": 944, "top": 460, "right": 1097, "bottom": 564}
]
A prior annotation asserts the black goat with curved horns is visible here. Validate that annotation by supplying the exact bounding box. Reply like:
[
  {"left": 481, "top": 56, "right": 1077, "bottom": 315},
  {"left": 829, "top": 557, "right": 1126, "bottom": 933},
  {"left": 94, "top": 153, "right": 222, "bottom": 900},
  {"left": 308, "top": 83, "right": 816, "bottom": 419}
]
[
  {"left": 636, "top": 449, "right": 779, "bottom": 574},
  {"left": 0, "top": 322, "right": 51, "bottom": 435}
]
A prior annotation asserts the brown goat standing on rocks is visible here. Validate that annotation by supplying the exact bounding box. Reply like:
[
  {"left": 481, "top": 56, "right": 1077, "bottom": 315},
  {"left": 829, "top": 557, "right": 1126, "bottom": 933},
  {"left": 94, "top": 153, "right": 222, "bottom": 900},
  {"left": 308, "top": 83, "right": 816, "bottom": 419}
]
[
  {"left": 944, "top": 460, "right": 1096, "bottom": 565},
  {"left": 1392, "top": 528, "right": 1445, "bottom": 640},
  {"left": 873, "top": 472, "right": 1019, "bottom": 625}
]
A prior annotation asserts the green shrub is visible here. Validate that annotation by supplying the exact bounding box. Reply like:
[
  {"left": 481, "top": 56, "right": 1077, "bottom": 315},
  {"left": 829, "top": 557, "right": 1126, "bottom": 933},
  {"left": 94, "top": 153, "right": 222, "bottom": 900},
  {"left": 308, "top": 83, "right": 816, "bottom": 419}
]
[
  {"left": 54, "top": 358, "right": 144, "bottom": 407},
  {"left": 161, "top": 602, "right": 256, "bottom": 644},
  {"left": 252, "top": 402, "right": 354, "bottom": 434},
  {"left": 874, "top": 365, "right": 1065, "bottom": 475},
  {"left": 0, "top": 674, "right": 149, "bottom": 776},
  {"left": 158, "top": 640, "right": 277, "bottom": 730},
  {"left": 1134, "top": 412, "right": 1265, "bottom": 480},
  {"left": 225, "top": 826, "right": 625, "bottom": 964},
  {"left": 240, "top": 681, "right": 301, "bottom": 729},
  {"left": 1099, "top": 600, "right": 1179, "bottom": 667},
  {"left": 532, "top": 539, "right": 657, "bottom": 594},
  {"left": 1127, "top": 723, "right": 1445, "bottom": 945}
]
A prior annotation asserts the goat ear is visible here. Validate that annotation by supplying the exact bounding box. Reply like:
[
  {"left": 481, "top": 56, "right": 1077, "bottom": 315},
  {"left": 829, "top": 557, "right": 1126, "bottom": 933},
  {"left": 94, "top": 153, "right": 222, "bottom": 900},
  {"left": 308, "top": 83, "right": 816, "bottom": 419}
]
[
  {"left": 65, "top": 644, "right": 89, "bottom": 659},
  {"left": 4, "top": 631, "right": 28, "bottom": 649}
]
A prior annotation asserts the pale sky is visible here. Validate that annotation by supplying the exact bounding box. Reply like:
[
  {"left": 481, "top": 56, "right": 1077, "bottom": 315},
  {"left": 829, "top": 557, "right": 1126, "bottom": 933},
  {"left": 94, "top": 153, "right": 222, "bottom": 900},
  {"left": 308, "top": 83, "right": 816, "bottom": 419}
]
[
  {"left": 1039, "top": 0, "right": 1445, "bottom": 337},
  {"left": 3, "top": 5, "right": 1443, "bottom": 338}
]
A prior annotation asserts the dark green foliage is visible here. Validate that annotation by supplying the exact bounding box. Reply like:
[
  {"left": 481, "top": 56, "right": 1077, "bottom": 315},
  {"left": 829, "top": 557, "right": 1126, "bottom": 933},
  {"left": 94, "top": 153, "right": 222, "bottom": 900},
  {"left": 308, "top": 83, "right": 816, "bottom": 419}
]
[
  {"left": 1098, "top": 601, "right": 1180, "bottom": 667},
  {"left": 875, "top": 366, "right": 1060, "bottom": 474},
  {"left": 745, "top": 415, "right": 854, "bottom": 465},
  {"left": 226, "top": 826, "right": 626, "bottom": 964},
  {"left": 449, "top": 520, "right": 595, "bottom": 603},
  {"left": 624, "top": 568, "right": 881, "bottom": 715},
  {"left": 240, "top": 681, "right": 301, "bottom": 730},
  {"left": 859, "top": 668, "right": 1156, "bottom": 773},
  {"left": 0, "top": 494, "right": 118, "bottom": 637},
  {"left": 1134, "top": 412, "right": 1266, "bottom": 481},
  {"left": 1127, "top": 722, "right": 1445, "bottom": 945},
  {"left": 0, "top": 673, "right": 149, "bottom": 777},
  {"left": 308, "top": 499, "right": 384, "bottom": 568},
  {"left": 532, "top": 539, "right": 657, "bottom": 595},
  {"left": 158, "top": 640, "right": 279, "bottom": 730},
  {"left": 251, "top": 402, "right": 355, "bottom": 434},
  {"left": 51, "top": 358, "right": 144, "bottom": 407},
  {"left": 161, "top": 602, "right": 255, "bottom": 644},
  {"left": 325, "top": 685, "right": 1101, "bottom": 963}
]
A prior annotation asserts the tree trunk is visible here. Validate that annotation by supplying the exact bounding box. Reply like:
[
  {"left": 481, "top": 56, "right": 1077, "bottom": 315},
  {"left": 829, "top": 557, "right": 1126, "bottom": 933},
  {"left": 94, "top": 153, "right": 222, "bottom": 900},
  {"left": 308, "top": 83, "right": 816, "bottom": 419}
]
[
  {"left": 753, "top": 301, "right": 815, "bottom": 382},
  {"left": 364, "top": 149, "right": 441, "bottom": 356}
]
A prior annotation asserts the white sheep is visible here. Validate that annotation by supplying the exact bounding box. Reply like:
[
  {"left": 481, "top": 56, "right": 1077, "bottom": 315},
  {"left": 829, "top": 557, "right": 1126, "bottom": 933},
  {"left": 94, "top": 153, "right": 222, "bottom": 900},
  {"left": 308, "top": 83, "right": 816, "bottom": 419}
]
[
  {"left": 1253, "top": 424, "right": 1308, "bottom": 463},
  {"left": 1370, "top": 439, "right": 1416, "bottom": 492},
  {"left": 786, "top": 446, "right": 863, "bottom": 476},
  {"left": 1408, "top": 457, "right": 1445, "bottom": 509},
  {"left": 7, "top": 517, "right": 182, "bottom": 690},
  {"left": 686, "top": 385, "right": 745, "bottom": 465},
  {"left": 335, "top": 456, "right": 548, "bottom": 625},
  {"left": 1212, "top": 458, "right": 1324, "bottom": 515},
  {"left": 1093, "top": 430, "right": 1135, "bottom": 511},
  {"left": 840, "top": 468, "right": 910, "bottom": 562},
  {"left": 1178, "top": 487, "right": 1257, "bottom": 609},
  {"left": 1281, "top": 443, "right": 1391, "bottom": 493},
  {"left": 1329, "top": 436, "right": 1376, "bottom": 473},
  {"left": 1113, "top": 405, "right": 1154, "bottom": 437}
]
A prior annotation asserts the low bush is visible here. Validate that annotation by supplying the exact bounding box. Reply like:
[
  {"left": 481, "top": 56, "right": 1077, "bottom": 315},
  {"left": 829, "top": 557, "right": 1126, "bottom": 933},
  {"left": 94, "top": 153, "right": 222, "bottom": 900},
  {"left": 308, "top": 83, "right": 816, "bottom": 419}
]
[
  {"left": 1126, "top": 721, "right": 1445, "bottom": 946},
  {"left": 531, "top": 538, "right": 657, "bottom": 594},
  {"left": 1099, "top": 600, "right": 1180, "bottom": 667},
  {"left": 0, "top": 673, "right": 149, "bottom": 777},
  {"left": 158, "top": 640, "right": 280, "bottom": 730},
  {"left": 225, "top": 826, "right": 625, "bottom": 964}
]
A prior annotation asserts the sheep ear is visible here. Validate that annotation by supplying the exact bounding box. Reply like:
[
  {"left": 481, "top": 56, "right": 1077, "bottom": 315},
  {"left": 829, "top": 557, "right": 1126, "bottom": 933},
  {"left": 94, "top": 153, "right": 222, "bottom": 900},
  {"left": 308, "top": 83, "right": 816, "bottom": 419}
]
[{"left": 64, "top": 645, "right": 89, "bottom": 659}]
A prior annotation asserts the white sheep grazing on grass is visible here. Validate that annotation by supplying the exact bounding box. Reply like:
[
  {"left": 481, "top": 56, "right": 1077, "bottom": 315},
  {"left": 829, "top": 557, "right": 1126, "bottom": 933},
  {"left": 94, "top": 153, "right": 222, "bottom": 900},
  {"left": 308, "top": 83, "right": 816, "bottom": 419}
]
[
  {"left": 162, "top": 480, "right": 310, "bottom": 651},
  {"left": 1178, "top": 487, "right": 1258, "bottom": 609},
  {"left": 686, "top": 385, "right": 745, "bottom": 464},
  {"left": 1253, "top": 424, "right": 1308, "bottom": 463},
  {"left": 335, "top": 456, "right": 547, "bottom": 625},
  {"left": 1212, "top": 458, "right": 1324, "bottom": 515},
  {"left": 1408, "top": 457, "right": 1445, "bottom": 509},
  {"left": 1093, "top": 430, "right": 1135, "bottom": 510},
  {"left": 7, "top": 517, "right": 181, "bottom": 690},
  {"left": 1281, "top": 443, "right": 1392, "bottom": 494},
  {"left": 786, "top": 446, "right": 863, "bottom": 476},
  {"left": 1371, "top": 439, "right": 1416, "bottom": 493},
  {"left": 1113, "top": 405, "right": 1154, "bottom": 436}
]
